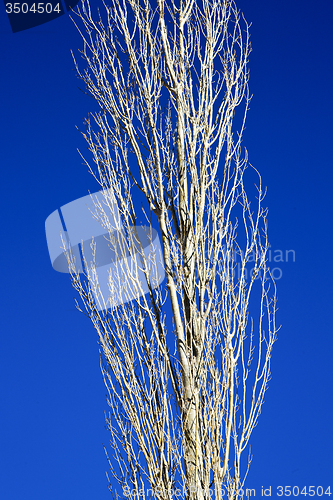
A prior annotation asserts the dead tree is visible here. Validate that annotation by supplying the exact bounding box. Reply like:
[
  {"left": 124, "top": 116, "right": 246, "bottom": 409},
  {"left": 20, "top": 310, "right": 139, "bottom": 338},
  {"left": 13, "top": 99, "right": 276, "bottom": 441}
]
[{"left": 66, "top": 0, "right": 278, "bottom": 498}]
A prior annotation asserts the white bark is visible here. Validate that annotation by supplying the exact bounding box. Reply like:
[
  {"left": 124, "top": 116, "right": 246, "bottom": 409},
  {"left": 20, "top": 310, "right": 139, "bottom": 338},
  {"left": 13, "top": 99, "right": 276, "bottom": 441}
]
[{"left": 65, "top": 1, "right": 278, "bottom": 499}]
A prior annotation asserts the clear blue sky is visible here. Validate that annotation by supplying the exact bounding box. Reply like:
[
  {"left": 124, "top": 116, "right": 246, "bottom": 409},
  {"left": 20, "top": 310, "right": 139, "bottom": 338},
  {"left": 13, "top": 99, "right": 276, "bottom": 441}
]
[{"left": 0, "top": 1, "right": 332, "bottom": 499}]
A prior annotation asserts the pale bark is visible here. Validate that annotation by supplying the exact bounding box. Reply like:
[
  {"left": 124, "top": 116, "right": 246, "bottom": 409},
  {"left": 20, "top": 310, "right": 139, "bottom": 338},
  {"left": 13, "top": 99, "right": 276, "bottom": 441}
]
[{"left": 65, "top": 1, "right": 278, "bottom": 499}]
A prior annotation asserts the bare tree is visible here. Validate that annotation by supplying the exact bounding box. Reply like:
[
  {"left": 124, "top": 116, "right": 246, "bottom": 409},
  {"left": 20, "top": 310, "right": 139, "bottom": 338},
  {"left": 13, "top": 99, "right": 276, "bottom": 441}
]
[{"left": 65, "top": 0, "right": 278, "bottom": 498}]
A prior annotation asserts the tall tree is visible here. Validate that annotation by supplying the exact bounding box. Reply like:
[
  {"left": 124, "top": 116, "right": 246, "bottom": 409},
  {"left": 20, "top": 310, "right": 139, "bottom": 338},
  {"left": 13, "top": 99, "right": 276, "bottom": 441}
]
[{"left": 67, "top": 0, "right": 278, "bottom": 498}]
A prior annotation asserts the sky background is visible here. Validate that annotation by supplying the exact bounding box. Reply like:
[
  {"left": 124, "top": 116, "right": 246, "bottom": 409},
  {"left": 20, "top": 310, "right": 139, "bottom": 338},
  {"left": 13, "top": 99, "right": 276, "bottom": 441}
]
[{"left": 0, "top": 0, "right": 332, "bottom": 499}]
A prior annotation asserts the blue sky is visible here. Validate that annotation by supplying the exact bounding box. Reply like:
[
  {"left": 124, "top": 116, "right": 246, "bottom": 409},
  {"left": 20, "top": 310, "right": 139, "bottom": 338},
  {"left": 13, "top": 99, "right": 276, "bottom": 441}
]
[{"left": 0, "top": 0, "right": 332, "bottom": 499}]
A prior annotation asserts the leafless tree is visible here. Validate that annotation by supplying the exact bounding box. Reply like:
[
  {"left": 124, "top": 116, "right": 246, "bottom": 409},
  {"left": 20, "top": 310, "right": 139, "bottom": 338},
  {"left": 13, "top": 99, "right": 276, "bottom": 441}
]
[{"left": 65, "top": 0, "right": 278, "bottom": 498}]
